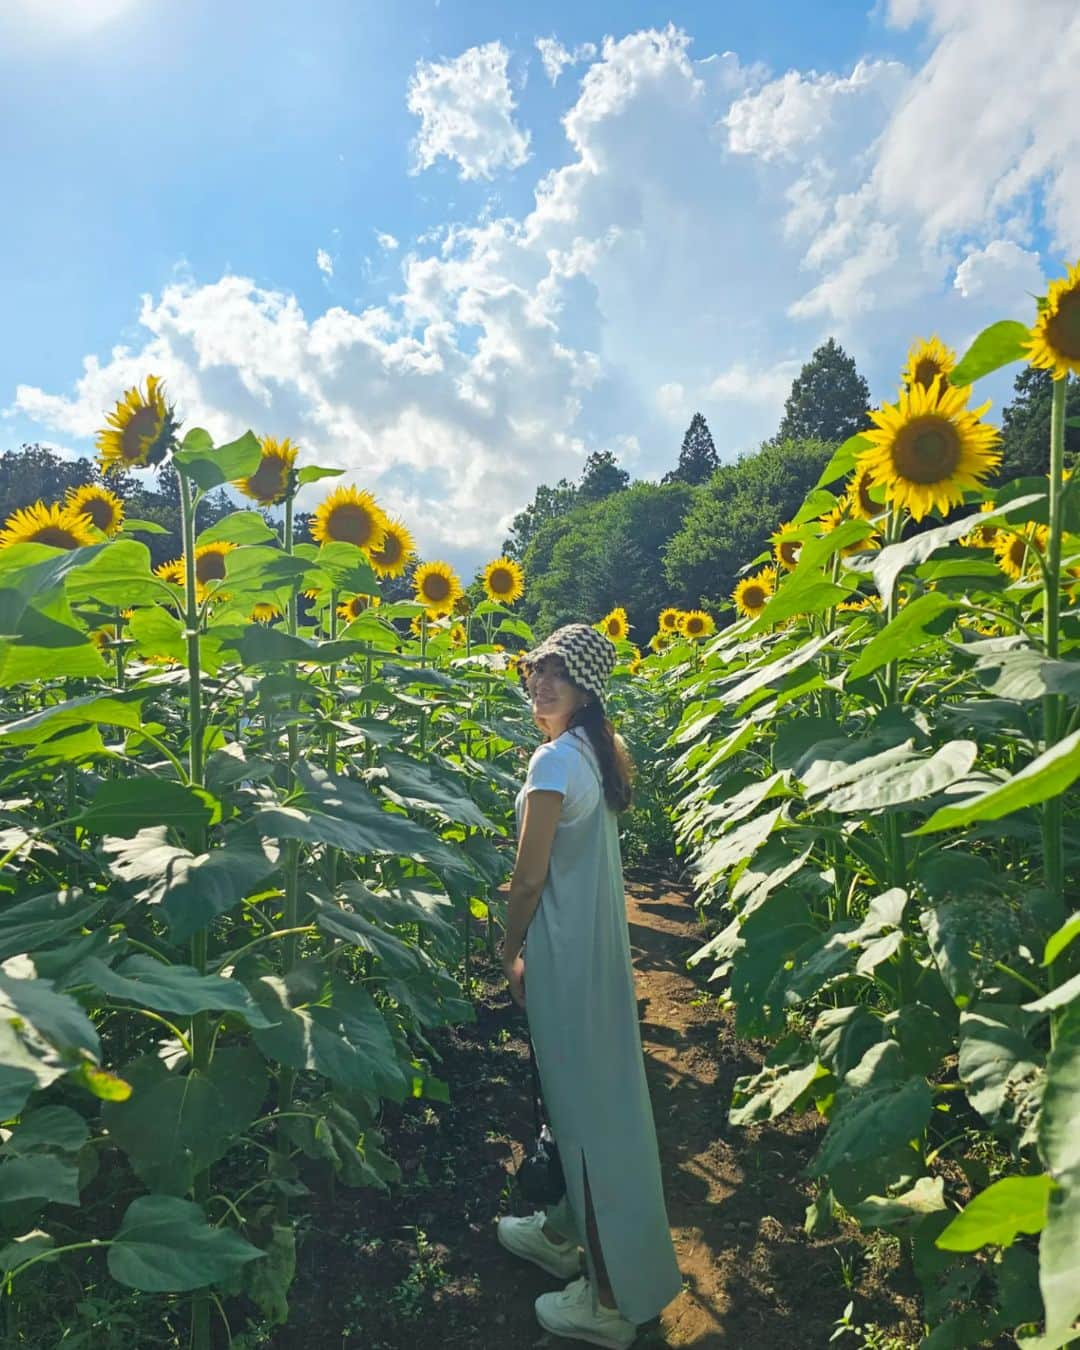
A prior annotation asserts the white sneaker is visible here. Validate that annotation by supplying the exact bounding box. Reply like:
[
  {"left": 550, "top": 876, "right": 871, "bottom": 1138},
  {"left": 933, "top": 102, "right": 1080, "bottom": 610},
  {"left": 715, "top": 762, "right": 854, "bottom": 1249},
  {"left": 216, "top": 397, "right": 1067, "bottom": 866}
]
[
  {"left": 535, "top": 1275, "right": 637, "bottom": 1348},
  {"left": 496, "top": 1210, "right": 584, "bottom": 1279}
]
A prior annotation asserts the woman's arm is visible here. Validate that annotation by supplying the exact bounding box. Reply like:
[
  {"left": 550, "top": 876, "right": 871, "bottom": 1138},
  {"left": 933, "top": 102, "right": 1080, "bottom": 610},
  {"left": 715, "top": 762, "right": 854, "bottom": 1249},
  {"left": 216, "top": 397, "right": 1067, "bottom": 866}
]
[{"left": 501, "top": 788, "right": 562, "bottom": 968}]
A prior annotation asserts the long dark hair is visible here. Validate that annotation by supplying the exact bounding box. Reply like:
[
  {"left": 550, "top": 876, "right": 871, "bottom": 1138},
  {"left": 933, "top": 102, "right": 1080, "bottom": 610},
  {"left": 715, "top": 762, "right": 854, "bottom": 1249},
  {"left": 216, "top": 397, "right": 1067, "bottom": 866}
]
[{"left": 564, "top": 697, "right": 634, "bottom": 813}]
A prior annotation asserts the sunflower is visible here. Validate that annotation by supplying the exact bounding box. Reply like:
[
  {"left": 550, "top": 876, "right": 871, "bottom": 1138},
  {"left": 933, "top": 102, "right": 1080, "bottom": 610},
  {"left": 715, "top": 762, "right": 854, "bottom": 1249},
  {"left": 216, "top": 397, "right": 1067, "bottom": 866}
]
[
  {"left": 628, "top": 655, "right": 643, "bottom": 676},
  {"left": 680, "top": 610, "right": 715, "bottom": 639},
  {"left": 482, "top": 556, "right": 525, "bottom": 605},
  {"left": 312, "top": 486, "right": 387, "bottom": 551},
  {"left": 413, "top": 561, "right": 462, "bottom": 616},
  {"left": 837, "top": 595, "right": 880, "bottom": 613},
  {"left": 817, "top": 496, "right": 878, "bottom": 556},
  {"left": 847, "top": 466, "right": 883, "bottom": 521},
  {"left": 658, "top": 607, "right": 683, "bottom": 633},
  {"left": 90, "top": 624, "right": 121, "bottom": 652},
  {"left": 193, "top": 542, "right": 235, "bottom": 593},
  {"left": 337, "top": 593, "right": 379, "bottom": 622},
  {"left": 251, "top": 603, "right": 282, "bottom": 623},
  {"left": 901, "top": 335, "right": 957, "bottom": 393},
  {"left": 858, "top": 381, "right": 1001, "bottom": 522},
  {"left": 155, "top": 558, "right": 185, "bottom": 585},
  {"left": 959, "top": 501, "right": 1002, "bottom": 549},
  {"left": 234, "top": 436, "right": 298, "bottom": 506},
  {"left": 0, "top": 501, "right": 98, "bottom": 551},
  {"left": 95, "top": 374, "right": 177, "bottom": 474},
  {"left": 1026, "top": 259, "right": 1080, "bottom": 380},
  {"left": 409, "top": 613, "right": 426, "bottom": 638},
  {"left": 599, "top": 607, "right": 629, "bottom": 642},
  {"left": 994, "top": 523, "right": 1049, "bottom": 581},
  {"left": 732, "top": 569, "right": 775, "bottom": 619},
  {"left": 771, "top": 521, "right": 803, "bottom": 572},
  {"left": 369, "top": 516, "right": 415, "bottom": 578},
  {"left": 648, "top": 631, "right": 671, "bottom": 653},
  {"left": 66, "top": 484, "right": 125, "bottom": 536},
  {"left": 449, "top": 622, "right": 468, "bottom": 649}
]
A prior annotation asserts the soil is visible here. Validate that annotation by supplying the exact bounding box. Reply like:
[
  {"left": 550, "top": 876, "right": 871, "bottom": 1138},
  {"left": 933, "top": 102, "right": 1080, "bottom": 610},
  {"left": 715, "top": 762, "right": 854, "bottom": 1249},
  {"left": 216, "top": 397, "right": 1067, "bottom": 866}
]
[{"left": 272, "top": 871, "right": 925, "bottom": 1349}]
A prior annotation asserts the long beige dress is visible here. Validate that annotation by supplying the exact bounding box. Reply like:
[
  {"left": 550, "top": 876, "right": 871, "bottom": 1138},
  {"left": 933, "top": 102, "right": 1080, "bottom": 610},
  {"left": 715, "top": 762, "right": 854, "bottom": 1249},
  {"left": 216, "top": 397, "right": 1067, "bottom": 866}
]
[{"left": 515, "top": 726, "right": 682, "bottom": 1325}]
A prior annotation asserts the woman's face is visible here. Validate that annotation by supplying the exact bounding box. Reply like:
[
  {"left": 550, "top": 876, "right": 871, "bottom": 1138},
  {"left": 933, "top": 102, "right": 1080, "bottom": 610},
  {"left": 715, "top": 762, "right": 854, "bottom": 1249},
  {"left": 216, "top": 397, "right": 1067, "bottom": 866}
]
[{"left": 526, "top": 654, "right": 588, "bottom": 731}]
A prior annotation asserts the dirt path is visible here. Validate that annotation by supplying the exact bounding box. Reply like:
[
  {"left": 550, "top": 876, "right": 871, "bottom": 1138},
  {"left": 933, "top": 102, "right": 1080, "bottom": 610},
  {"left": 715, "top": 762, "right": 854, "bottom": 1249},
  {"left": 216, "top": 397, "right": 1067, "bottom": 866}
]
[{"left": 275, "top": 873, "right": 920, "bottom": 1349}]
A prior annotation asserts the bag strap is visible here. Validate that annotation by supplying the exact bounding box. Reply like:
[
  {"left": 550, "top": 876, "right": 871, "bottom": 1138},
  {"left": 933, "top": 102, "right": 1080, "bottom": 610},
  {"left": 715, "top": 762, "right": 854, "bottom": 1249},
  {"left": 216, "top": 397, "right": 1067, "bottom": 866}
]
[
  {"left": 528, "top": 1035, "right": 545, "bottom": 1136},
  {"left": 563, "top": 727, "right": 604, "bottom": 796}
]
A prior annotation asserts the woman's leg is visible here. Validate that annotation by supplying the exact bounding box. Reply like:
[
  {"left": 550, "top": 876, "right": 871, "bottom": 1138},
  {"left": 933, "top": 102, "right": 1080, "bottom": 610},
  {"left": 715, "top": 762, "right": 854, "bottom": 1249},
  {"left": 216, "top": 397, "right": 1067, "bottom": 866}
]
[{"left": 581, "top": 1153, "right": 617, "bottom": 1310}]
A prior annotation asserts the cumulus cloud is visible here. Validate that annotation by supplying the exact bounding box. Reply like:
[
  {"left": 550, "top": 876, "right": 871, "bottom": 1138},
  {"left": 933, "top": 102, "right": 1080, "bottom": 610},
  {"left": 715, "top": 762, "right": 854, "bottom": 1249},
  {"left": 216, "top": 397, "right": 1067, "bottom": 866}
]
[
  {"left": 407, "top": 41, "right": 531, "bottom": 181},
  {"left": 316, "top": 249, "right": 334, "bottom": 278},
  {"left": 375, "top": 230, "right": 399, "bottom": 251},
  {"left": 536, "top": 36, "right": 598, "bottom": 84},
  {"left": 953, "top": 240, "right": 1043, "bottom": 311}
]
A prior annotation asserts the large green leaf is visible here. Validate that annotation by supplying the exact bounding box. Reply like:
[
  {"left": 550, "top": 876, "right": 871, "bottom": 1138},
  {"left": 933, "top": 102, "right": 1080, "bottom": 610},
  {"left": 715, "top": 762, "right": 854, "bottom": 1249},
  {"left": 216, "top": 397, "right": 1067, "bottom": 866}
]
[
  {"left": 719, "top": 633, "right": 835, "bottom": 707},
  {"left": 108, "top": 1194, "right": 264, "bottom": 1291},
  {"left": 809, "top": 1042, "right": 932, "bottom": 1178},
  {"left": 1036, "top": 1004, "right": 1080, "bottom": 1342},
  {"left": 83, "top": 956, "right": 273, "bottom": 1028},
  {"left": 0, "top": 971, "right": 100, "bottom": 1058},
  {"left": 0, "top": 690, "right": 148, "bottom": 745},
  {"left": 3, "top": 1106, "right": 89, "bottom": 1155},
  {"left": 936, "top": 1174, "right": 1054, "bottom": 1251},
  {"left": 950, "top": 320, "right": 1030, "bottom": 386},
  {"left": 312, "top": 894, "right": 424, "bottom": 976},
  {"left": 77, "top": 778, "right": 220, "bottom": 836},
  {"left": 959, "top": 1005, "right": 1042, "bottom": 1134},
  {"left": 847, "top": 593, "right": 959, "bottom": 680},
  {"left": 798, "top": 737, "right": 917, "bottom": 798},
  {"left": 0, "top": 1023, "right": 66, "bottom": 1117},
  {"left": 0, "top": 889, "right": 105, "bottom": 963},
  {"left": 103, "top": 826, "right": 281, "bottom": 943},
  {"left": 0, "top": 638, "right": 107, "bottom": 686},
  {"left": 815, "top": 433, "right": 872, "bottom": 488},
  {"left": 103, "top": 1049, "right": 267, "bottom": 1195},
  {"left": 852, "top": 1176, "right": 946, "bottom": 1230},
  {"left": 0, "top": 1155, "right": 80, "bottom": 1206},
  {"left": 196, "top": 510, "right": 277, "bottom": 547},
  {"left": 816, "top": 740, "right": 977, "bottom": 814},
  {"left": 729, "top": 1038, "right": 823, "bottom": 1125},
  {"left": 63, "top": 540, "right": 163, "bottom": 607},
  {"left": 376, "top": 750, "right": 495, "bottom": 830},
  {"left": 1044, "top": 912, "right": 1080, "bottom": 967},
  {"left": 975, "top": 649, "right": 1080, "bottom": 702},
  {"left": 173, "top": 430, "right": 261, "bottom": 490},
  {"left": 915, "top": 728, "right": 1080, "bottom": 834}
]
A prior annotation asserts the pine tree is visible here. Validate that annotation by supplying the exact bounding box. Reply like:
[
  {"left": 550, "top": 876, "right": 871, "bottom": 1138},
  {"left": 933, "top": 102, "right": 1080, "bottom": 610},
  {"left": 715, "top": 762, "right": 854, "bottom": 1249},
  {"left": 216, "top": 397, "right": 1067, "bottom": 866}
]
[
  {"left": 776, "top": 338, "right": 871, "bottom": 444},
  {"left": 663, "top": 412, "right": 719, "bottom": 486},
  {"left": 577, "top": 450, "right": 629, "bottom": 503},
  {"left": 997, "top": 367, "right": 1080, "bottom": 483}
]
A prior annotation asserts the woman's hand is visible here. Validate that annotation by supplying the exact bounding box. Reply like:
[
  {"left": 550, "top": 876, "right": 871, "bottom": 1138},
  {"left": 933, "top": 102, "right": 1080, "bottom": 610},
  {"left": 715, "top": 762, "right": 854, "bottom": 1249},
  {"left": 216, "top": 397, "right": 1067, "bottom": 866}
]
[{"left": 503, "top": 953, "right": 526, "bottom": 1009}]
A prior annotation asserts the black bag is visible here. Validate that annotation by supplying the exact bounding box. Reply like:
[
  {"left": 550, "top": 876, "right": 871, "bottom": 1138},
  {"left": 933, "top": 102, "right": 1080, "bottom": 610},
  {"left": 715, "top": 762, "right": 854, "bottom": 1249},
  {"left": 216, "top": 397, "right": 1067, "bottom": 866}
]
[{"left": 515, "top": 1037, "right": 565, "bottom": 1204}]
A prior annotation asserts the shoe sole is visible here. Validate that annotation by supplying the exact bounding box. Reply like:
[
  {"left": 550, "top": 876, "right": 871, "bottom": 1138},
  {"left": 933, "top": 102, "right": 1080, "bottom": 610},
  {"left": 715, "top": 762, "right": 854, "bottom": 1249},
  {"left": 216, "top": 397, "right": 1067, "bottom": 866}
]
[
  {"left": 534, "top": 1301, "right": 635, "bottom": 1349},
  {"left": 496, "top": 1226, "right": 583, "bottom": 1279}
]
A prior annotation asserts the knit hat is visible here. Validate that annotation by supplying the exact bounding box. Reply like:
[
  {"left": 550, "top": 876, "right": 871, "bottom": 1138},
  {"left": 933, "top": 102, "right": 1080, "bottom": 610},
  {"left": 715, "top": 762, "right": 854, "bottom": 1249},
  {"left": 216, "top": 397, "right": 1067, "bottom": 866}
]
[{"left": 518, "top": 623, "right": 617, "bottom": 703}]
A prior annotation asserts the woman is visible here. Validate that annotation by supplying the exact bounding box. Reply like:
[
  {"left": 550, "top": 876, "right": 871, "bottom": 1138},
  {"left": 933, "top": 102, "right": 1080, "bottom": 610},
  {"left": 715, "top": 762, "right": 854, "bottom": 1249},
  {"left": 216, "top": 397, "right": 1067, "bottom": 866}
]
[{"left": 495, "top": 623, "right": 682, "bottom": 1349}]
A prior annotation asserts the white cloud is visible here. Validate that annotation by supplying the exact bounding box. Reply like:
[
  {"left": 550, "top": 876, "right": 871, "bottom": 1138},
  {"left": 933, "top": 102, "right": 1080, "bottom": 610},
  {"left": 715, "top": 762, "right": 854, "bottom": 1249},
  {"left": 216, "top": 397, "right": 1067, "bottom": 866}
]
[
  {"left": 708, "top": 360, "right": 801, "bottom": 404},
  {"left": 953, "top": 240, "right": 1043, "bottom": 312},
  {"left": 536, "top": 36, "right": 598, "bottom": 84},
  {"left": 656, "top": 382, "right": 685, "bottom": 417},
  {"left": 316, "top": 249, "right": 334, "bottom": 278},
  {"left": 375, "top": 230, "right": 399, "bottom": 251},
  {"left": 407, "top": 41, "right": 531, "bottom": 181}
]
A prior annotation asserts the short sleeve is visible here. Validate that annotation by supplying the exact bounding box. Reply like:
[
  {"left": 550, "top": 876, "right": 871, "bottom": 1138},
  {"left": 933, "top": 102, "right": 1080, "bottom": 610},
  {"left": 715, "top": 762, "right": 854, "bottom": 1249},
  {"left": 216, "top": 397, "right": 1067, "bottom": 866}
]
[{"left": 524, "top": 740, "right": 570, "bottom": 797}]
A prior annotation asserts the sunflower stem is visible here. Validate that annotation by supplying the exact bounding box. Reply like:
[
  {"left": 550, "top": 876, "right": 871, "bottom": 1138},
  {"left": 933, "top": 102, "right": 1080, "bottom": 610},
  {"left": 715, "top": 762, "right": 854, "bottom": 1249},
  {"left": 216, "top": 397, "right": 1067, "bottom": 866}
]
[{"left": 1042, "top": 378, "right": 1067, "bottom": 1041}]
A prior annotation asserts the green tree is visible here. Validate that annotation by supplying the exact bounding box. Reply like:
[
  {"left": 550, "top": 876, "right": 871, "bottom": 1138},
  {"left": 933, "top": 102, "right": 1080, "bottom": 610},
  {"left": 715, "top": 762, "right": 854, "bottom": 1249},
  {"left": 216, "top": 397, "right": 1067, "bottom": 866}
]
[
  {"left": 776, "top": 338, "right": 870, "bottom": 444},
  {"left": 663, "top": 412, "right": 719, "bottom": 486},
  {"left": 663, "top": 437, "right": 834, "bottom": 613},
  {"left": 997, "top": 367, "right": 1080, "bottom": 483},
  {"left": 0, "top": 444, "right": 97, "bottom": 517},
  {"left": 522, "top": 481, "right": 695, "bottom": 640},
  {"left": 501, "top": 477, "right": 577, "bottom": 560},
  {"left": 577, "top": 450, "right": 629, "bottom": 504}
]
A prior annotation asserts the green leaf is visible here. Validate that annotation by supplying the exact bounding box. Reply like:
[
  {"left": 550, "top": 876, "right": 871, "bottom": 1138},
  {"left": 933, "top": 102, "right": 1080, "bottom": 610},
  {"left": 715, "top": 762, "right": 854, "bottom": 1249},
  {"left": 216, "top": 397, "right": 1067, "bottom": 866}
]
[
  {"left": 959, "top": 1006, "right": 1042, "bottom": 1132},
  {"left": 0, "top": 889, "right": 105, "bottom": 964},
  {"left": 847, "top": 593, "right": 958, "bottom": 680},
  {"left": 173, "top": 430, "right": 261, "bottom": 490},
  {"left": 377, "top": 750, "right": 495, "bottom": 830},
  {"left": 103, "top": 826, "right": 281, "bottom": 944},
  {"left": 1044, "top": 912, "right": 1080, "bottom": 967},
  {"left": 0, "top": 690, "right": 148, "bottom": 744},
  {"left": 729, "top": 1041, "right": 823, "bottom": 1125},
  {"left": 297, "top": 464, "right": 344, "bottom": 485},
  {"left": 1023, "top": 971, "right": 1080, "bottom": 1013},
  {"left": 1036, "top": 1003, "right": 1080, "bottom": 1342},
  {"left": 313, "top": 542, "right": 378, "bottom": 594},
  {"left": 127, "top": 606, "right": 186, "bottom": 662},
  {"left": 77, "top": 778, "right": 220, "bottom": 836},
  {"left": 974, "top": 649, "right": 1080, "bottom": 702},
  {"left": 0, "top": 638, "right": 107, "bottom": 687},
  {"left": 815, "top": 433, "right": 871, "bottom": 488},
  {"left": 3, "top": 1106, "right": 89, "bottom": 1155},
  {"left": 82, "top": 956, "right": 274, "bottom": 1028},
  {"left": 816, "top": 740, "right": 977, "bottom": 814},
  {"left": 0, "top": 1155, "right": 80, "bottom": 1206},
  {"left": 950, "top": 320, "right": 1030, "bottom": 386},
  {"left": 0, "top": 1230, "right": 55, "bottom": 1274},
  {"left": 63, "top": 540, "right": 163, "bottom": 607},
  {"left": 0, "top": 971, "right": 100, "bottom": 1058},
  {"left": 809, "top": 1043, "right": 932, "bottom": 1178},
  {"left": 119, "top": 518, "right": 170, "bottom": 535},
  {"left": 196, "top": 510, "right": 278, "bottom": 547},
  {"left": 108, "top": 1195, "right": 264, "bottom": 1291},
  {"left": 852, "top": 1176, "right": 946, "bottom": 1230},
  {"left": 936, "top": 1174, "right": 1054, "bottom": 1251},
  {"left": 103, "top": 1050, "right": 268, "bottom": 1196},
  {"left": 914, "top": 728, "right": 1080, "bottom": 834}
]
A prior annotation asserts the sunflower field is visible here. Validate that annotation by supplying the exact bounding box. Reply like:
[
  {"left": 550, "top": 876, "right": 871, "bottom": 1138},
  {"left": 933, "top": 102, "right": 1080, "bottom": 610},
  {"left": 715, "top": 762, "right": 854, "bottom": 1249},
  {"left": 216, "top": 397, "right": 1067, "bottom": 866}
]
[
  {"left": 0, "top": 254, "right": 1078, "bottom": 1349},
  {"left": 638, "top": 263, "right": 1080, "bottom": 1347}
]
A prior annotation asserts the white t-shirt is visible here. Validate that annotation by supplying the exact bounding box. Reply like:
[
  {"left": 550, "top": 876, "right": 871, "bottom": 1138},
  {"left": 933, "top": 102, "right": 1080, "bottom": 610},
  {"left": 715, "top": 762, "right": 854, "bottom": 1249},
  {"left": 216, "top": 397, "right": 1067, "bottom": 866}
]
[{"left": 519, "top": 728, "right": 603, "bottom": 826}]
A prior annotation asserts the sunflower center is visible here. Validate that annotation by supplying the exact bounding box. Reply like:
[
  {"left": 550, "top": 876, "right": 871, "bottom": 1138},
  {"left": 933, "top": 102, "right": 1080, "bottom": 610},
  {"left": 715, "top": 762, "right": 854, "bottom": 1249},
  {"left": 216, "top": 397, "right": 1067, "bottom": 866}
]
[
  {"left": 422, "top": 574, "right": 451, "bottom": 602},
  {"left": 31, "top": 525, "right": 81, "bottom": 549},
  {"left": 661, "top": 615, "right": 677, "bottom": 630},
  {"left": 327, "top": 504, "right": 378, "bottom": 547},
  {"left": 1046, "top": 289, "right": 1080, "bottom": 360},
  {"left": 374, "top": 533, "right": 403, "bottom": 565},
  {"left": 120, "top": 405, "right": 160, "bottom": 462},
  {"left": 913, "top": 358, "right": 945, "bottom": 389},
  {"left": 196, "top": 552, "right": 228, "bottom": 584},
  {"left": 78, "top": 497, "right": 113, "bottom": 530},
  {"left": 893, "top": 416, "right": 962, "bottom": 484},
  {"left": 743, "top": 585, "right": 766, "bottom": 610},
  {"left": 247, "top": 456, "right": 289, "bottom": 501},
  {"left": 779, "top": 539, "right": 801, "bottom": 567},
  {"left": 489, "top": 567, "right": 513, "bottom": 593},
  {"left": 686, "top": 619, "right": 703, "bottom": 634}
]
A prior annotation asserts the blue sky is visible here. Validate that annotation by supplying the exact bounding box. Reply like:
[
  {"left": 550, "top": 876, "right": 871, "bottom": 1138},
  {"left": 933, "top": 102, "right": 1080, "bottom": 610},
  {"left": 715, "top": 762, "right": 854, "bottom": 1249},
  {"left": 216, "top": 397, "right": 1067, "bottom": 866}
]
[{"left": 2, "top": 0, "right": 1076, "bottom": 573}]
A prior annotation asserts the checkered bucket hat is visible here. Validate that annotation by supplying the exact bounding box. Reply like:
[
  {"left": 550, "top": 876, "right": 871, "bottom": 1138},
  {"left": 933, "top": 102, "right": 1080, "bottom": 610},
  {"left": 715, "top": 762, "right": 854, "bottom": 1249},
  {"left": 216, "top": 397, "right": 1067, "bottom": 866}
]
[{"left": 518, "top": 623, "right": 617, "bottom": 703}]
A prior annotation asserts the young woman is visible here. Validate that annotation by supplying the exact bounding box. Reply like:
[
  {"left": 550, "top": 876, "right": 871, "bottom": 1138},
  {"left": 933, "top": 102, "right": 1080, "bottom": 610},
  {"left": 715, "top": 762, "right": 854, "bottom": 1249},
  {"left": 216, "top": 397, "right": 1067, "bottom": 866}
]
[{"left": 495, "top": 623, "right": 682, "bottom": 1349}]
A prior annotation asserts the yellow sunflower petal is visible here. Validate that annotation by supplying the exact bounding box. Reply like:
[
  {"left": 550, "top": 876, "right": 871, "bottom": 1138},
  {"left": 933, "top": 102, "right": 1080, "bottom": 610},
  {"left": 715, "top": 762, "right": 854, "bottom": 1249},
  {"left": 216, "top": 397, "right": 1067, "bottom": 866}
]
[
  {"left": 312, "top": 486, "right": 388, "bottom": 551},
  {"left": 65, "top": 484, "right": 125, "bottom": 536},
  {"left": 732, "top": 569, "right": 775, "bottom": 619},
  {"left": 482, "top": 556, "right": 525, "bottom": 605},
  {"left": 413, "top": 561, "right": 463, "bottom": 616},
  {"left": 679, "top": 609, "right": 715, "bottom": 639},
  {"left": 95, "top": 374, "right": 177, "bottom": 474},
  {"left": 0, "top": 501, "right": 97, "bottom": 551},
  {"left": 598, "top": 607, "right": 629, "bottom": 642},
  {"left": 234, "top": 436, "right": 299, "bottom": 506},
  {"left": 369, "top": 516, "right": 416, "bottom": 578},
  {"left": 901, "top": 335, "right": 957, "bottom": 393},
  {"left": 1025, "top": 259, "right": 1080, "bottom": 380},
  {"left": 657, "top": 607, "right": 683, "bottom": 632}
]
